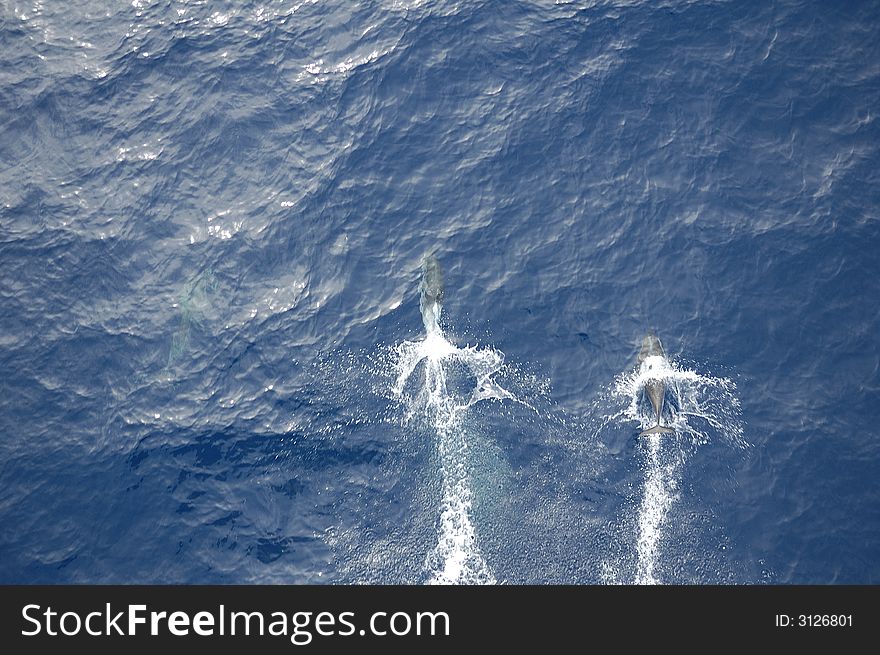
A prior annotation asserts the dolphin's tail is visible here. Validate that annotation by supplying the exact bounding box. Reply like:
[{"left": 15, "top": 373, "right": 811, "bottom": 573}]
[{"left": 639, "top": 424, "right": 675, "bottom": 437}]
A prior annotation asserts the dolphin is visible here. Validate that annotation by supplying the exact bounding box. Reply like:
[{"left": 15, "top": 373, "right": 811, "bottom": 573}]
[
  {"left": 637, "top": 331, "right": 674, "bottom": 436},
  {"left": 419, "top": 254, "right": 444, "bottom": 334}
]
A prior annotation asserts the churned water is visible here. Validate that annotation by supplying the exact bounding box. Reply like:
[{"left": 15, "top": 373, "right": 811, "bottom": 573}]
[{"left": 1, "top": 0, "right": 878, "bottom": 583}]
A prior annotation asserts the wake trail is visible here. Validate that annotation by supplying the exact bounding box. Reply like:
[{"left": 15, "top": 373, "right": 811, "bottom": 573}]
[{"left": 391, "top": 324, "right": 531, "bottom": 585}]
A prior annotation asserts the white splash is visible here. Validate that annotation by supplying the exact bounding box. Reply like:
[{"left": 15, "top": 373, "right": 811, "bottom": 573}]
[
  {"left": 611, "top": 354, "right": 745, "bottom": 449},
  {"left": 601, "top": 350, "right": 744, "bottom": 584},
  {"left": 391, "top": 327, "right": 525, "bottom": 585}
]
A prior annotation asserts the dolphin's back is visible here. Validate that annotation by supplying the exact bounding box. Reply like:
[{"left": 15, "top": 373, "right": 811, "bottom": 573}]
[
  {"left": 637, "top": 331, "right": 665, "bottom": 365},
  {"left": 420, "top": 255, "right": 444, "bottom": 307},
  {"left": 636, "top": 331, "right": 674, "bottom": 436},
  {"left": 419, "top": 255, "right": 444, "bottom": 332}
]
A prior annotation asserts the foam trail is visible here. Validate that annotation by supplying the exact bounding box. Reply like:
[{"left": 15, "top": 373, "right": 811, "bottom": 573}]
[
  {"left": 601, "top": 348, "right": 744, "bottom": 584},
  {"left": 634, "top": 433, "right": 677, "bottom": 584},
  {"left": 392, "top": 324, "right": 525, "bottom": 584}
]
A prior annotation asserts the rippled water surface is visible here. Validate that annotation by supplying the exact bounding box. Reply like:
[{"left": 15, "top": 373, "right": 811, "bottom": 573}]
[{"left": 1, "top": 0, "right": 878, "bottom": 583}]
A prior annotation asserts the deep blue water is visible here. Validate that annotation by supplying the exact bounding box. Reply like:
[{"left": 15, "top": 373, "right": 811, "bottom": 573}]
[{"left": 1, "top": 0, "right": 878, "bottom": 584}]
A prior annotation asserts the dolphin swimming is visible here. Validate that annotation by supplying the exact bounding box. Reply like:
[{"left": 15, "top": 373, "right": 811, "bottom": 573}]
[
  {"left": 637, "top": 331, "right": 675, "bottom": 436},
  {"left": 419, "top": 254, "right": 444, "bottom": 334}
]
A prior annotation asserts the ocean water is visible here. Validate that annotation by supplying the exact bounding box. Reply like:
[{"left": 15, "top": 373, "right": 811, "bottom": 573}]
[{"left": 1, "top": 0, "right": 878, "bottom": 584}]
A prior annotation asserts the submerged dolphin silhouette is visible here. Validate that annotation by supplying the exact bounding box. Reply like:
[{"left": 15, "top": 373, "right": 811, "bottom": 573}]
[
  {"left": 637, "top": 331, "right": 674, "bottom": 436},
  {"left": 419, "top": 254, "right": 444, "bottom": 333}
]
